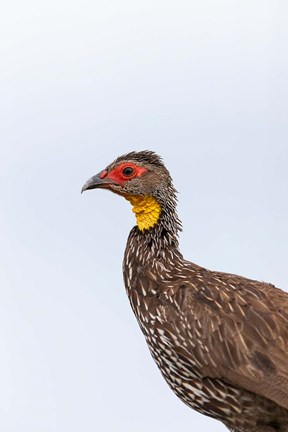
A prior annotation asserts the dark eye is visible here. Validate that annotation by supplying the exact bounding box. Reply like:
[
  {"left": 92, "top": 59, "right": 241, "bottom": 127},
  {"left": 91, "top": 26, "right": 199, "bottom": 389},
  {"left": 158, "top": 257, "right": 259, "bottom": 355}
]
[{"left": 122, "top": 166, "right": 135, "bottom": 177}]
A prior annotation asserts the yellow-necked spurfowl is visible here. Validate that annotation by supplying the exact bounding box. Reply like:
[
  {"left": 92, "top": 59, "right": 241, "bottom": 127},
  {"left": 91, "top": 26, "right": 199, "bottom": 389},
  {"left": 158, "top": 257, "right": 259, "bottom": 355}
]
[{"left": 82, "top": 151, "right": 288, "bottom": 432}]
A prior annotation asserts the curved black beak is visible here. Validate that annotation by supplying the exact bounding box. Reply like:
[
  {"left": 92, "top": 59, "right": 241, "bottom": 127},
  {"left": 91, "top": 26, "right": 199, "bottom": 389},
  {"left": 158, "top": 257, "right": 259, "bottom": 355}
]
[{"left": 81, "top": 171, "right": 113, "bottom": 193}]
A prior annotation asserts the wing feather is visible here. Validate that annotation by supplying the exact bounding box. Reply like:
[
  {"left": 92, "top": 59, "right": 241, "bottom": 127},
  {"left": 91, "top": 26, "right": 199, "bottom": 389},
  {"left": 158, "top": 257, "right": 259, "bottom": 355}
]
[{"left": 170, "top": 268, "right": 288, "bottom": 409}]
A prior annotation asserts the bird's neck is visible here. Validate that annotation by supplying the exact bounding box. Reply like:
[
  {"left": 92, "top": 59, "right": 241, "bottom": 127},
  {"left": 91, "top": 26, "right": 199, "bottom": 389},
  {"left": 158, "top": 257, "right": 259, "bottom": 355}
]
[{"left": 125, "top": 195, "right": 182, "bottom": 262}]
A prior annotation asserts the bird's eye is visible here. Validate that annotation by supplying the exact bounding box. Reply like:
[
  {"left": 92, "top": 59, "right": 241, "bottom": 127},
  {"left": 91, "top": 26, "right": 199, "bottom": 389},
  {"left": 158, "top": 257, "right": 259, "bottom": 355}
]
[{"left": 122, "top": 166, "right": 135, "bottom": 177}]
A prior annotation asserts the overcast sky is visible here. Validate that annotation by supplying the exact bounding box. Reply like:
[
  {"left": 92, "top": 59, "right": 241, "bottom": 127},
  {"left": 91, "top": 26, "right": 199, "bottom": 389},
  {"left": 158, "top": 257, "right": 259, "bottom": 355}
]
[{"left": 1, "top": 1, "right": 288, "bottom": 431}]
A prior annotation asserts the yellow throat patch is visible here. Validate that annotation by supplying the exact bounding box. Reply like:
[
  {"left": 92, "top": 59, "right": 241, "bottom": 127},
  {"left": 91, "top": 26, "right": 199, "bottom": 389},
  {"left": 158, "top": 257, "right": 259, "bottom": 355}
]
[{"left": 125, "top": 195, "right": 161, "bottom": 231}]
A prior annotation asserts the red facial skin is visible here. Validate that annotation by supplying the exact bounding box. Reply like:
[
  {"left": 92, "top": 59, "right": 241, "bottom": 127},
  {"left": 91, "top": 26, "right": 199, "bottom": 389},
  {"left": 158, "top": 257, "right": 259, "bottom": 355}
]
[
  {"left": 98, "top": 170, "right": 108, "bottom": 179},
  {"left": 101, "top": 163, "right": 148, "bottom": 186}
]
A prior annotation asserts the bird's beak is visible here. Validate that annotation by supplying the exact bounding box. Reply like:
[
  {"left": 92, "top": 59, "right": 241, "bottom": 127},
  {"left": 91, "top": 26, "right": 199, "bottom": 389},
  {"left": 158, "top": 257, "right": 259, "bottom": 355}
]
[{"left": 81, "top": 170, "right": 114, "bottom": 193}]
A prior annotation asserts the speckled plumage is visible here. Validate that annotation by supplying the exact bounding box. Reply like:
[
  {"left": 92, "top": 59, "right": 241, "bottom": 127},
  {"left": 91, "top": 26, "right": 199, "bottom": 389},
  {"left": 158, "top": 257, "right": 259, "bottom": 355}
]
[{"left": 82, "top": 151, "right": 288, "bottom": 432}]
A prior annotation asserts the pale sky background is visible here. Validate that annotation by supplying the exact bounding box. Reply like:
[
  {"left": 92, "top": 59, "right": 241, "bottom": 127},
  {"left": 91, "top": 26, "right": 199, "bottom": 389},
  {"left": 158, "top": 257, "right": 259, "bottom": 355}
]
[{"left": 1, "top": 1, "right": 288, "bottom": 431}]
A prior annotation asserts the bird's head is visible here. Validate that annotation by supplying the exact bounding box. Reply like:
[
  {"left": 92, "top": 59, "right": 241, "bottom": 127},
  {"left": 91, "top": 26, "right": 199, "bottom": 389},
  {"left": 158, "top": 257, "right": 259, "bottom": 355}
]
[{"left": 82, "top": 151, "right": 178, "bottom": 232}]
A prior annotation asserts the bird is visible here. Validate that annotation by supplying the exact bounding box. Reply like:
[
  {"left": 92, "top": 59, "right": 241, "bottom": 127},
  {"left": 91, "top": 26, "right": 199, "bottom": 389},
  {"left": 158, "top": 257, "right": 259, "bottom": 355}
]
[{"left": 82, "top": 150, "right": 288, "bottom": 432}]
